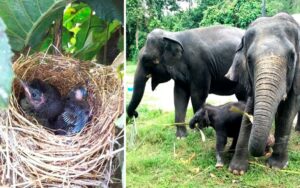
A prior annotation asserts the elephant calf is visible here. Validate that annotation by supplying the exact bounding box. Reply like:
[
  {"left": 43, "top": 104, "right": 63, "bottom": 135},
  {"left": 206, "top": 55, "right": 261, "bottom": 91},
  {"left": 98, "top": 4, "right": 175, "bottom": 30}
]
[
  {"left": 189, "top": 102, "right": 274, "bottom": 168},
  {"left": 189, "top": 102, "right": 245, "bottom": 168}
]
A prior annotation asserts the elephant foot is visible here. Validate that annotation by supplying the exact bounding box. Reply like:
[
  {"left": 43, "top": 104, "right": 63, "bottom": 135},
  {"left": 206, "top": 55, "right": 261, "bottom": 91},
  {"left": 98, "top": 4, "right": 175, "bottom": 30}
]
[
  {"left": 176, "top": 126, "right": 187, "bottom": 138},
  {"left": 267, "top": 154, "right": 288, "bottom": 169},
  {"left": 228, "top": 159, "right": 248, "bottom": 175},
  {"left": 215, "top": 162, "right": 224, "bottom": 168}
]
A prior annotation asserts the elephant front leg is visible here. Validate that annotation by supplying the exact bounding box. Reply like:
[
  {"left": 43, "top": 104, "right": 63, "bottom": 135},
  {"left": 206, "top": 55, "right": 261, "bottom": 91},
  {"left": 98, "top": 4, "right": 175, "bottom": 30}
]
[
  {"left": 190, "top": 81, "right": 209, "bottom": 114},
  {"left": 268, "top": 93, "right": 298, "bottom": 168},
  {"left": 229, "top": 97, "right": 254, "bottom": 175},
  {"left": 174, "top": 83, "right": 190, "bottom": 138},
  {"left": 215, "top": 133, "right": 227, "bottom": 168}
]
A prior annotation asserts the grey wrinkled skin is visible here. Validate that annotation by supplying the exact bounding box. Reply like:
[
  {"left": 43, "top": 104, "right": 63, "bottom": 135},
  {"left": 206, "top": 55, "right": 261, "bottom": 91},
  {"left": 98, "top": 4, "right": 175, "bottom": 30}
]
[
  {"left": 127, "top": 25, "right": 247, "bottom": 138},
  {"left": 225, "top": 13, "right": 300, "bottom": 174}
]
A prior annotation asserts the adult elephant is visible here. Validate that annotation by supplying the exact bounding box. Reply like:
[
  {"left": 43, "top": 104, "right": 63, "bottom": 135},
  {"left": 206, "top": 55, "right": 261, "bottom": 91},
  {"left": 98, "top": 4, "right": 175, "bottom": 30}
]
[
  {"left": 225, "top": 13, "right": 300, "bottom": 175},
  {"left": 127, "top": 25, "right": 247, "bottom": 138}
]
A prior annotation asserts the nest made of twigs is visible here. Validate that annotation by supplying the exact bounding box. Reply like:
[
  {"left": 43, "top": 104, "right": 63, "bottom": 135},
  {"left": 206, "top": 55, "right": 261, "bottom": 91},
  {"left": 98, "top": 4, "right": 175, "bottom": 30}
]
[{"left": 0, "top": 53, "right": 123, "bottom": 187}]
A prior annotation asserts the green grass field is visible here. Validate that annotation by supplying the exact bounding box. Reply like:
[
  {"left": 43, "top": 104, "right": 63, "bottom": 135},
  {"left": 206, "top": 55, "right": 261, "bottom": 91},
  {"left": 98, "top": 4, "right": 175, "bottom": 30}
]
[
  {"left": 126, "top": 63, "right": 300, "bottom": 187},
  {"left": 126, "top": 107, "right": 300, "bottom": 187}
]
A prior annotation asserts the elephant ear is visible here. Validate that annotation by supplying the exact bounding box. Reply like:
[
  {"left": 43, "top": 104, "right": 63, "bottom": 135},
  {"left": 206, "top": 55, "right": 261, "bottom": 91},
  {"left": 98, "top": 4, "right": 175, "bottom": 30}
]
[
  {"left": 151, "top": 77, "right": 159, "bottom": 91},
  {"left": 225, "top": 37, "right": 251, "bottom": 93},
  {"left": 293, "top": 30, "right": 300, "bottom": 94},
  {"left": 162, "top": 35, "right": 184, "bottom": 66}
]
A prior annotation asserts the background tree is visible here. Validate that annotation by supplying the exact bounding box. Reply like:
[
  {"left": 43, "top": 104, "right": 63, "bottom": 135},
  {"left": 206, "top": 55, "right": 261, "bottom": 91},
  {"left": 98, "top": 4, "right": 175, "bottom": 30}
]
[
  {"left": 126, "top": 0, "right": 300, "bottom": 63},
  {"left": 200, "top": 0, "right": 262, "bottom": 28}
]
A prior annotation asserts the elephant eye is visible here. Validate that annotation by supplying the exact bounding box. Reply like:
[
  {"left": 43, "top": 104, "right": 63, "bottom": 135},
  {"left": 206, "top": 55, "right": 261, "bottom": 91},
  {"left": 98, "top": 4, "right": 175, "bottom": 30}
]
[{"left": 288, "top": 50, "right": 295, "bottom": 63}]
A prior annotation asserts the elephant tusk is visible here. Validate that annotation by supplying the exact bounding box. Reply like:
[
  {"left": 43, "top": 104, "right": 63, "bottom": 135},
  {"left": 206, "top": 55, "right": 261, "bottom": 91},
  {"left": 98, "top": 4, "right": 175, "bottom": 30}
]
[
  {"left": 153, "top": 59, "right": 159, "bottom": 64},
  {"left": 146, "top": 74, "right": 152, "bottom": 78},
  {"left": 199, "top": 129, "right": 206, "bottom": 142}
]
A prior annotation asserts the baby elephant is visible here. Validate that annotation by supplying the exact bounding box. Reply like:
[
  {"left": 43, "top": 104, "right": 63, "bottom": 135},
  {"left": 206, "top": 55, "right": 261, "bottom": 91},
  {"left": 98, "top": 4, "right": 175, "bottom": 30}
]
[
  {"left": 189, "top": 102, "right": 245, "bottom": 168},
  {"left": 190, "top": 102, "right": 274, "bottom": 168}
]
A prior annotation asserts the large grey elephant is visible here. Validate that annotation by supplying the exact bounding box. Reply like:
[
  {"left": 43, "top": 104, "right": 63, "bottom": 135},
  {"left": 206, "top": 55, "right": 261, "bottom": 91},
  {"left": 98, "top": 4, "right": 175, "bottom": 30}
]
[
  {"left": 127, "top": 26, "right": 247, "bottom": 138},
  {"left": 225, "top": 13, "right": 300, "bottom": 174}
]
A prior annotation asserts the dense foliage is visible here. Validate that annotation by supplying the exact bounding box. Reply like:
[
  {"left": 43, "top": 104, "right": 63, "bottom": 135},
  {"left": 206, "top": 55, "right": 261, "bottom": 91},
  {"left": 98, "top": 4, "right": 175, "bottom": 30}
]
[
  {"left": 63, "top": 3, "right": 123, "bottom": 63},
  {"left": 127, "top": 0, "right": 300, "bottom": 62},
  {"left": 200, "top": 0, "right": 262, "bottom": 28},
  {"left": 0, "top": 0, "right": 123, "bottom": 64}
]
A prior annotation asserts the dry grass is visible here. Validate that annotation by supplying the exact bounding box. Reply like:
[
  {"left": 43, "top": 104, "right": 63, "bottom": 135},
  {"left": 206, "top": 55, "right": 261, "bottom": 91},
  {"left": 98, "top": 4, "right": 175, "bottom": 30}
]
[{"left": 0, "top": 53, "right": 123, "bottom": 187}]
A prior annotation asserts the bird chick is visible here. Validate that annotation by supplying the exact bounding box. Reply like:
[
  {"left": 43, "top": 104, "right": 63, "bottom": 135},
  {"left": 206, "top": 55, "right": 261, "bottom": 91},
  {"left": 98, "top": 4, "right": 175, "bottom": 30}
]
[
  {"left": 54, "top": 85, "right": 91, "bottom": 135},
  {"left": 66, "top": 85, "right": 88, "bottom": 101},
  {"left": 19, "top": 79, "right": 64, "bottom": 126}
]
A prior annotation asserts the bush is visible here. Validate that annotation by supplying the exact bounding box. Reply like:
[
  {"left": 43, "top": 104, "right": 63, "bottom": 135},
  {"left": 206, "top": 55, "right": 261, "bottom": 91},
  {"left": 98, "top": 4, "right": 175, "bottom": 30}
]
[{"left": 200, "top": 0, "right": 262, "bottom": 28}]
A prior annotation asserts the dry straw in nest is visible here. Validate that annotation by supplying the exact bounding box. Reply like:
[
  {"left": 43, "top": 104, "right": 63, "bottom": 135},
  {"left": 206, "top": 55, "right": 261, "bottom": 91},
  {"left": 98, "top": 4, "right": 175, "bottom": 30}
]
[{"left": 0, "top": 53, "right": 124, "bottom": 187}]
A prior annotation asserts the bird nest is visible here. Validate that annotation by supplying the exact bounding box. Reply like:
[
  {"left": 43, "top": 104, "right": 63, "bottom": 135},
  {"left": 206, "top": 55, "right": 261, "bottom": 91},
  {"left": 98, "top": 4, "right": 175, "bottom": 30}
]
[{"left": 0, "top": 53, "right": 123, "bottom": 187}]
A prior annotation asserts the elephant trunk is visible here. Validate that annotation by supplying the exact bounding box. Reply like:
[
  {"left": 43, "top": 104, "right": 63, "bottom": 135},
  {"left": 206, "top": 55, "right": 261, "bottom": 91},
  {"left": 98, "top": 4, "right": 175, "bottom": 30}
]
[
  {"left": 249, "top": 56, "right": 287, "bottom": 157},
  {"left": 127, "top": 63, "right": 149, "bottom": 117}
]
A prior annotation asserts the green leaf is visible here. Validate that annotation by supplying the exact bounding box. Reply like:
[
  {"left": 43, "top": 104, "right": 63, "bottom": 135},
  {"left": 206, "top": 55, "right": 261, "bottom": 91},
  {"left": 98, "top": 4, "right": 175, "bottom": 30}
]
[
  {"left": 35, "top": 36, "right": 53, "bottom": 52},
  {"left": 0, "top": 0, "right": 67, "bottom": 51},
  {"left": 63, "top": 3, "right": 91, "bottom": 30},
  {"left": 79, "top": 0, "right": 123, "bottom": 23},
  {"left": 117, "top": 63, "right": 124, "bottom": 80},
  {"left": 0, "top": 18, "right": 14, "bottom": 108},
  {"left": 62, "top": 28, "right": 72, "bottom": 52},
  {"left": 74, "top": 20, "right": 120, "bottom": 60},
  {"left": 74, "top": 16, "right": 99, "bottom": 51}
]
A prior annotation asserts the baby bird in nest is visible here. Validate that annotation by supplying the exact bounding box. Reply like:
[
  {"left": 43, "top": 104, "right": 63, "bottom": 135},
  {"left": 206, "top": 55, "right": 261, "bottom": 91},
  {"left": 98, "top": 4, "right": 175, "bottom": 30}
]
[
  {"left": 54, "top": 85, "right": 91, "bottom": 135},
  {"left": 19, "top": 79, "right": 64, "bottom": 126}
]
